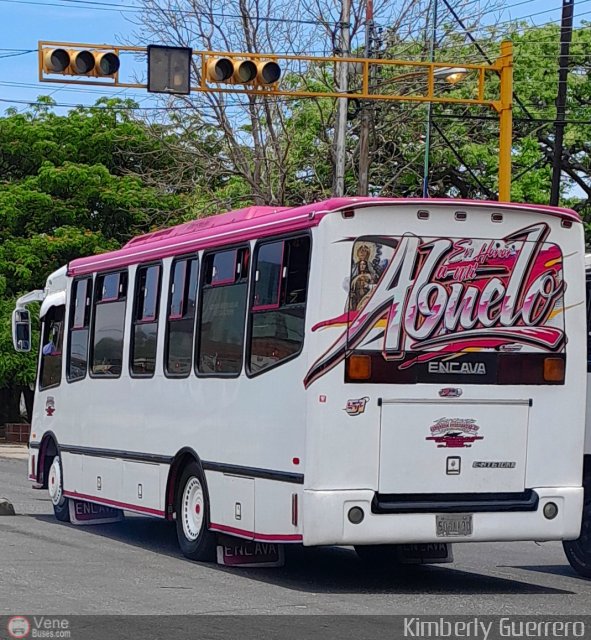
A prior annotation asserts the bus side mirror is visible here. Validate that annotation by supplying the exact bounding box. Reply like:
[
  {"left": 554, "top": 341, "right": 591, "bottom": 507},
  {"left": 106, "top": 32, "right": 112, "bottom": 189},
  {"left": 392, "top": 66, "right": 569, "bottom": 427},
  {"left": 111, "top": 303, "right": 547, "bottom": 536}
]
[{"left": 12, "top": 308, "right": 31, "bottom": 352}]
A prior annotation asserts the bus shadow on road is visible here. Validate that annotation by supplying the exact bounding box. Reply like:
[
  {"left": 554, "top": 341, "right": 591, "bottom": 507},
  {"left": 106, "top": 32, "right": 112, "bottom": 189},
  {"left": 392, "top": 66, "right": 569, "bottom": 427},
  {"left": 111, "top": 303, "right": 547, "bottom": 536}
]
[
  {"left": 33, "top": 514, "right": 573, "bottom": 595},
  {"left": 505, "top": 564, "right": 588, "bottom": 582}
]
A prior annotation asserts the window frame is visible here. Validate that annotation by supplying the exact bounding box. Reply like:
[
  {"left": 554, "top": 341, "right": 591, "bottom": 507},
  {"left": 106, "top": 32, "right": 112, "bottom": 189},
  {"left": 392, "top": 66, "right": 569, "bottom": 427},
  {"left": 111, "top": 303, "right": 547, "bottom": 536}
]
[
  {"left": 195, "top": 244, "right": 250, "bottom": 379},
  {"left": 251, "top": 241, "right": 285, "bottom": 312},
  {"left": 66, "top": 276, "right": 93, "bottom": 383},
  {"left": 89, "top": 268, "right": 129, "bottom": 379},
  {"left": 129, "top": 262, "right": 162, "bottom": 379},
  {"left": 164, "top": 254, "right": 199, "bottom": 379},
  {"left": 207, "top": 248, "right": 239, "bottom": 287},
  {"left": 246, "top": 232, "right": 312, "bottom": 379},
  {"left": 99, "top": 272, "right": 123, "bottom": 303},
  {"left": 39, "top": 304, "right": 66, "bottom": 391}
]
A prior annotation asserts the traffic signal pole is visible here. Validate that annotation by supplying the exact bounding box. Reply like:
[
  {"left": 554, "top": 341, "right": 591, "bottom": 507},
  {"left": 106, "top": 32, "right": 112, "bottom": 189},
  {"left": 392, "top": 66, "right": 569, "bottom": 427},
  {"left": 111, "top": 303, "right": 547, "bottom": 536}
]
[
  {"left": 497, "top": 41, "right": 513, "bottom": 203},
  {"left": 333, "top": 0, "right": 351, "bottom": 198},
  {"left": 357, "top": 0, "right": 374, "bottom": 197},
  {"left": 550, "top": 0, "right": 574, "bottom": 206},
  {"left": 38, "top": 40, "right": 513, "bottom": 202}
]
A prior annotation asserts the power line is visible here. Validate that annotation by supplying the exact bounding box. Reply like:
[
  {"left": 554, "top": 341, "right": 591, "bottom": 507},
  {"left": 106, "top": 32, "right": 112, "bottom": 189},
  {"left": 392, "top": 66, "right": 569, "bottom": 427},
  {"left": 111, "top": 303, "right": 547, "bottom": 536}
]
[
  {"left": 0, "top": 49, "right": 36, "bottom": 59},
  {"left": 0, "top": 0, "right": 338, "bottom": 26}
]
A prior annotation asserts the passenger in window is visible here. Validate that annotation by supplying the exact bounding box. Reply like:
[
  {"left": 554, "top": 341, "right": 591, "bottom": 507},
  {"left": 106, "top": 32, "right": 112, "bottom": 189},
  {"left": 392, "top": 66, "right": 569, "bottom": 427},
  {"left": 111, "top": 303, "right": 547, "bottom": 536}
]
[{"left": 43, "top": 323, "right": 61, "bottom": 356}]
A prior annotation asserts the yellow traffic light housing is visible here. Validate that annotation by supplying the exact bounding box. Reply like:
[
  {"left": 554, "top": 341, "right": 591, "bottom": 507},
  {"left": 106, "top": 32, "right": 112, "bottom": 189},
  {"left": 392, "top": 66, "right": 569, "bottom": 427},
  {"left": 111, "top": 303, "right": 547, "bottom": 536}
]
[
  {"left": 206, "top": 57, "right": 233, "bottom": 82},
  {"left": 40, "top": 45, "right": 119, "bottom": 79},
  {"left": 232, "top": 60, "right": 257, "bottom": 83},
  {"left": 42, "top": 48, "right": 69, "bottom": 73},
  {"left": 69, "top": 49, "right": 95, "bottom": 75},
  {"left": 256, "top": 60, "right": 280, "bottom": 85},
  {"left": 205, "top": 56, "right": 281, "bottom": 86},
  {"left": 95, "top": 52, "right": 120, "bottom": 77}
]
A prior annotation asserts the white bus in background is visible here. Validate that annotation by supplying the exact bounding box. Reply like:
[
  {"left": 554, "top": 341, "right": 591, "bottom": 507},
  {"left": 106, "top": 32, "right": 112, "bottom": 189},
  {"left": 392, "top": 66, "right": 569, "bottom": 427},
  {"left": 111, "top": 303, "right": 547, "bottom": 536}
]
[{"left": 12, "top": 196, "right": 591, "bottom": 575}]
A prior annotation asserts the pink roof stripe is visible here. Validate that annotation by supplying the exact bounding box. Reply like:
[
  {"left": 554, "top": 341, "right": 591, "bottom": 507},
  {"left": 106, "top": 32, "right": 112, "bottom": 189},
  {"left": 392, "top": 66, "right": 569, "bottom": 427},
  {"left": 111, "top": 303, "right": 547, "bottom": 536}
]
[{"left": 67, "top": 197, "right": 580, "bottom": 277}]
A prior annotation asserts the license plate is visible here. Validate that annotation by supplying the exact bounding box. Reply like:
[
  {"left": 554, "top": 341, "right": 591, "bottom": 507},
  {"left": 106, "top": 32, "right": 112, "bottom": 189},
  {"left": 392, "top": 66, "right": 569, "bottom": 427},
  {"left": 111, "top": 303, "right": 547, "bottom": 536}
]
[{"left": 436, "top": 514, "right": 473, "bottom": 537}]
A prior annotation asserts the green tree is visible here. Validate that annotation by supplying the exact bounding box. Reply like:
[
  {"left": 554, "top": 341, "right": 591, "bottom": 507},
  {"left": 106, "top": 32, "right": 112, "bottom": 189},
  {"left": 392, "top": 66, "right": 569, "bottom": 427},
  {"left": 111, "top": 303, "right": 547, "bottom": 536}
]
[{"left": 0, "top": 98, "right": 192, "bottom": 423}]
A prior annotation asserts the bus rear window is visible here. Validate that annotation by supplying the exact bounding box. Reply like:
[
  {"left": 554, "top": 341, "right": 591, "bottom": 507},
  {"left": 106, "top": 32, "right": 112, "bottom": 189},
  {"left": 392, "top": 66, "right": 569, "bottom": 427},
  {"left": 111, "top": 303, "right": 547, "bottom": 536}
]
[
  {"left": 305, "top": 229, "right": 567, "bottom": 388},
  {"left": 248, "top": 236, "right": 310, "bottom": 375}
]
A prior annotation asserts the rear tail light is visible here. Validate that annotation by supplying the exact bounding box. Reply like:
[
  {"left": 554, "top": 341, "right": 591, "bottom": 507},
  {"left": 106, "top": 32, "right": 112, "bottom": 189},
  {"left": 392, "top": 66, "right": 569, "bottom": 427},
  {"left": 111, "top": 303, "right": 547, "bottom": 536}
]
[
  {"left": 346, "top": 354, "right": 371, "bottom": 380},
  {"left": 543, "top": 357, "right": 565, "bottom": 383},
  {"left": 497, "top": 353, "right": 565, "bottom": 385},
  {"left": 345, "top": 351, "right": 566, "bottom": 385}
]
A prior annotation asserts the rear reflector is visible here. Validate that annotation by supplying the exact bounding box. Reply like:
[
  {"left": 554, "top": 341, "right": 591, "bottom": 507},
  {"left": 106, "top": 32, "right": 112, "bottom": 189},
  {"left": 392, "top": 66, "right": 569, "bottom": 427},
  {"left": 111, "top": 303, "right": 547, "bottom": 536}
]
[
  {"left": 544, "top": 357, "right": 565, "bottom": 383},
  {"left": 346, "top": 354, "right": 371, "bottom": 380}
]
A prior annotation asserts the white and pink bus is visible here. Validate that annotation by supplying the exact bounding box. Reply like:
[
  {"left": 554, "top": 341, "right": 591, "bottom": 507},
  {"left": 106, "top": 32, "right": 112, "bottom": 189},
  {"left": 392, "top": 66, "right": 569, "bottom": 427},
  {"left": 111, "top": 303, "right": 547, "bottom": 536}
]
[{"left": 12, "top": 197, "right": 591, "bottom": 574}]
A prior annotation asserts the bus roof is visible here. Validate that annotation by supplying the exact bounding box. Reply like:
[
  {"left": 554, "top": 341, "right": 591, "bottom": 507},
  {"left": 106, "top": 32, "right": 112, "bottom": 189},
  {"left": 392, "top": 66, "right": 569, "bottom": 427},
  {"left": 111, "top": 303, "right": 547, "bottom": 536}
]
[{"left": 67, "top": 197, "right": 580, "bottom": 277}]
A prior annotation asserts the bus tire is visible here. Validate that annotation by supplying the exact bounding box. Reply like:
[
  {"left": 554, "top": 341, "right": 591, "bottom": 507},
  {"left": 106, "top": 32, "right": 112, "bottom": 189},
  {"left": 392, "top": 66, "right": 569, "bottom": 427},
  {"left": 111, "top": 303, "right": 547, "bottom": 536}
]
[
  {"left": 563, "top": 502, "right": 591, "bottom": 579},
  {"left": 175, "top": 461, "right": 216, "bottom": 562},
  {"left": 47, "top": 456, "right": 70, "bottom": 523}
]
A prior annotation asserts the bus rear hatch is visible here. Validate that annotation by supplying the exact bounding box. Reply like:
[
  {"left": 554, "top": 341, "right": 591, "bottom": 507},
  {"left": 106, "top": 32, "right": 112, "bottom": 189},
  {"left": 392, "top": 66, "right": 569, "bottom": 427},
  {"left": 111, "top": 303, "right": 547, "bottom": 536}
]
[{"left": 378, "top": 397, "right": 530, "bottom": 495}]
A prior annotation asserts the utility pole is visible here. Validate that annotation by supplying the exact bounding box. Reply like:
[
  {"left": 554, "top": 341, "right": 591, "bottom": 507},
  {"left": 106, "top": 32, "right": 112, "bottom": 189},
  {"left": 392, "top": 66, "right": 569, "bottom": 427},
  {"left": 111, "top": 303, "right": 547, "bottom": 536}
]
[
  {"left": 357, "top": 0, "right": 374, "bottom": 196},
  {"left": 422, "top": 0, "right": 438, "bottom": 198},
  {"left": 550, "top": 0, "right": 574, "bottom": 206},
  {"left": 333, "top": 0, "right": 351, "bottom": 197}
]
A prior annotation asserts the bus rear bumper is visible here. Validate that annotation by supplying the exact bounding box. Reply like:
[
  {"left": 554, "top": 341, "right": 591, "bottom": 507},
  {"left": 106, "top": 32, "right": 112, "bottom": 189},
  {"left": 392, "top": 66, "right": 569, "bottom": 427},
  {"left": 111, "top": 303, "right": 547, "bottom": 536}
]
[{"left": 301, "top": 487, "right": 584, "bottom": 546}]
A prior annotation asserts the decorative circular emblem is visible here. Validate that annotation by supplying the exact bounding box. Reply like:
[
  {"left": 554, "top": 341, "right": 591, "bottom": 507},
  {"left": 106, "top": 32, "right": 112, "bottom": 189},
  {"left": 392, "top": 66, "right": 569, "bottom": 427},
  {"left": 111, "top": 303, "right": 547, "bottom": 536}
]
[{"left": 7, "top": 616, "right": 31, "bottom": 639}]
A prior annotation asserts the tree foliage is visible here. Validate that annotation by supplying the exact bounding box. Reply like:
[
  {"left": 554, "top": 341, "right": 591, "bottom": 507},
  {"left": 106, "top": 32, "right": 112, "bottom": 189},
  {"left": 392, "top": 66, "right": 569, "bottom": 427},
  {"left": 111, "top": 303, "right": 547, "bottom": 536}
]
[
  {"left": 3, "top": 18, "right": 591, "bottom": 421},
  {"left": 0, "top": 98, "right": 192, "bottom": 419}
]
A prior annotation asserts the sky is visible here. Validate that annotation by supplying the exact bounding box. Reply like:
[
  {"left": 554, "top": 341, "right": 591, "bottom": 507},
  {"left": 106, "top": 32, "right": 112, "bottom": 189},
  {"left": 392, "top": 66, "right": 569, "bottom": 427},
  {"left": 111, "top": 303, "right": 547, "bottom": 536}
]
[{"left": 0, "top": 0, "right": 587, "bottom": 113}]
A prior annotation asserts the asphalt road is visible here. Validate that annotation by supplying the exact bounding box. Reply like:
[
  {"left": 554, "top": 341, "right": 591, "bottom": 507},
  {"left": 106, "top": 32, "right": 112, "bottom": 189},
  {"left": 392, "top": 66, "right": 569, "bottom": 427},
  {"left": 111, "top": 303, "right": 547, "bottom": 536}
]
[{"left": 2, "top": 455, "right": 591, "bottom": 616}]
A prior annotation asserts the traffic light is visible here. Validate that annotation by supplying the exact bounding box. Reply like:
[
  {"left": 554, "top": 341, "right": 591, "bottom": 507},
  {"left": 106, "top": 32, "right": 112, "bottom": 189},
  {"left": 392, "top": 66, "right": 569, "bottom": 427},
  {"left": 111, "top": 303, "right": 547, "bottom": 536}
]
[
  {"left": 41, "top": 47, "right": 120, "bottom": 78},
  {"left": 205, "top": 56, "right": 281, "bottom": 86}
]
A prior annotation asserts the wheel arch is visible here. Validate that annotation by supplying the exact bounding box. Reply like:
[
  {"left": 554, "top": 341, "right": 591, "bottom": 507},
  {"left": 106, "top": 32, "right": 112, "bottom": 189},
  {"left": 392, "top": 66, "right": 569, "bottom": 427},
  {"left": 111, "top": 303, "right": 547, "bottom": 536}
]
[
  {"left": 164, "top": 447, "right": 208, "bottom": 521},
  {"left": 584, "top": 454, "right": 591, "bottom": 484},
  {"left": 38, "top": 431, "right": 60, "bottom": 487}
]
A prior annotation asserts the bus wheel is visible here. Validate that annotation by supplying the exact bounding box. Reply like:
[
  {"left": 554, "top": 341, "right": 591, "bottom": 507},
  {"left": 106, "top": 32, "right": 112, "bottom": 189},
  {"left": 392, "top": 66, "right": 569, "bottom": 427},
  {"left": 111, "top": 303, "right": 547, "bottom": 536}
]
[
  {"left": 47, "top": 456, "right": 70, "bottom": 523},
  {"left": 563, "top": 502, "right": 591, "bottom": 579},
  {"left": 175, "top": 462, "right": 216, "bottom": 562}
]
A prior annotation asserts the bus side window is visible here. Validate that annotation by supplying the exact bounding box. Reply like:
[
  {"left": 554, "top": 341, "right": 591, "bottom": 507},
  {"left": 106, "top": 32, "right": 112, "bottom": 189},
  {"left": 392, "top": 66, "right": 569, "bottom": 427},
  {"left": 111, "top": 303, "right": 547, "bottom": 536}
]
[
  {"left": 165, "top": 256, "right": 198, "bottom": 377},
  {"left": 40, "top": 305, "right": 65, "bottom": 390},
  {"left": 91, "top": 271, "right": 128, "bottom": 377},
  {"left": 67, "top": 277, "right": 92, "bottom": 382},
  {"left": 248, "top": 235, "right": 310, "bottom": 375},
  {"left": 196, "top": 247, "right": 249, "bottom": 376},
  {"left": 131, "top": 264, "right": 161, "bottom": 377}
]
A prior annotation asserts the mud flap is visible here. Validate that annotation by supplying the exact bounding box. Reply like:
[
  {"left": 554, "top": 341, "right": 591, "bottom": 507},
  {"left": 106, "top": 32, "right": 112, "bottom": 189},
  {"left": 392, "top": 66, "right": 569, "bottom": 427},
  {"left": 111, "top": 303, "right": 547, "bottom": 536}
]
[
  {"left": 216, "top": 534, "right": 285, "bottom": 567},
  {"left": 68, "top": 499, "right": 124, "bottom": 525}
]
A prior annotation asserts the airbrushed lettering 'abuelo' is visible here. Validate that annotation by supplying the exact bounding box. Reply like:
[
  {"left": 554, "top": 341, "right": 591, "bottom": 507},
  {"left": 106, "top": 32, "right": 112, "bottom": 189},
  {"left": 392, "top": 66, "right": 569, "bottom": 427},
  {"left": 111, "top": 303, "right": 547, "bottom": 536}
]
[{"left": 304, "top": 223, "right": 564, "bottom": 387}]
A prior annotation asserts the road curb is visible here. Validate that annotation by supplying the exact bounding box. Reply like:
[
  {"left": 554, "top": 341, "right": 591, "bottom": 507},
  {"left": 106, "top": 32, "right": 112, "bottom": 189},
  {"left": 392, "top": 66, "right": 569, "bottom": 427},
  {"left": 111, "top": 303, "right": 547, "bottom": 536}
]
[
  {"left": 0, "top": 498, "right": 16, "bottom": 515},
  {"left": 0, "top": 444, "right": 29, "bottom": 460}
]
